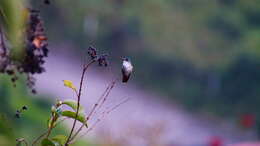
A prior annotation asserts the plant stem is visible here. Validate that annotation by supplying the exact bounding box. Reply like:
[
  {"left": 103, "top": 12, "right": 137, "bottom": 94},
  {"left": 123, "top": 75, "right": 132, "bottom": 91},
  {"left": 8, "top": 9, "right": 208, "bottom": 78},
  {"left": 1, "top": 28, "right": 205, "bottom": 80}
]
[
  {"left": 31, "top": 131, "right": 48, "bottom": 146},
  {"left": 16, "top": 138, "right": 28, "bottom": 146},
  {"left": 23, "top": 141, "right": 29, "bottom": 146},
  {"left": 32, "top": 118, "right": 67, "bottom": 146},
  {"left": 69, "top": 79, "right": 117, "bottom": 142},
  {"left": 65, "top": 61, "right": 94, "bottom": 146},
  {"left": 69, "top": 98, "right": 129, "bottom": 144},
  {"left": 46, "top": 115, "right": 56, "bottom": 138},
  {"left": 0, "top": 26, "right": 7, "bottom": 56}
]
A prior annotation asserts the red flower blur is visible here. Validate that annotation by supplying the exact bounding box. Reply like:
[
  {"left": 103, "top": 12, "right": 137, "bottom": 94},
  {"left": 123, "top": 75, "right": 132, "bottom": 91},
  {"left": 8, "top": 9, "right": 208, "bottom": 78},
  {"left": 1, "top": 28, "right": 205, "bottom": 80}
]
[
  {"left": 208, "top": 136, "right": 223, "bottom": 146},
  {"left": 240, "top": 114, "right": 255, "bottom": 129}
]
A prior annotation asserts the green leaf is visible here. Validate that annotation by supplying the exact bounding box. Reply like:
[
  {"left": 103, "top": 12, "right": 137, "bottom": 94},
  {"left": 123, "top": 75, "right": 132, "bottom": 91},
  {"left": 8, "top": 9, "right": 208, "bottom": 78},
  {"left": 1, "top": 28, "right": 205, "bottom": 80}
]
[
  {"left": 63, "top": 80, "right": 77, "bottom": 92},
  {"left": 61, "top": 111, "right": 88, "bottom": 127},
  {"left": 62, "top": 100, "right": 85, "bottom": 113},
  {"left": 41, "top": 138, "right": 56, "bottom": 146},
  {"left": 47, "top": 117, "right": 51, "bottom": 128},
  {"left": 51, "top": 135, "right": 67, "bottom": 145}
]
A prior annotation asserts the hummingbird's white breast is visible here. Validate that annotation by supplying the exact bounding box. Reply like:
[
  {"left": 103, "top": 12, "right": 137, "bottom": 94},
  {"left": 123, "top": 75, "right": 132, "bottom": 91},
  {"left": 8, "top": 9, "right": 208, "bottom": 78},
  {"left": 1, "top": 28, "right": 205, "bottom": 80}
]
[{"left": 122, "top": 60, "right": 133, "bottom": 75}]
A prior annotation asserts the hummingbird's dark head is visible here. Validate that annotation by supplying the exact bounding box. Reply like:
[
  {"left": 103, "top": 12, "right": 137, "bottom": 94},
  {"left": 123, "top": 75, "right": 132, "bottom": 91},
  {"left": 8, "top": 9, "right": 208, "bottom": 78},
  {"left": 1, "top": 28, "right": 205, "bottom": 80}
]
[{"left": 122, "top": 57, "right": 129, "bottom": 61}]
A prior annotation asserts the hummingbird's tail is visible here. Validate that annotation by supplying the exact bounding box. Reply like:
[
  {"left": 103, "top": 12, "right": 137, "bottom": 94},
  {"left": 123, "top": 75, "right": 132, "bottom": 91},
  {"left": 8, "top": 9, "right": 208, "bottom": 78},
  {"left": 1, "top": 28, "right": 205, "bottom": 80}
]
[{"left": 122, "top": 74, "right": 130, "bottom": 83}]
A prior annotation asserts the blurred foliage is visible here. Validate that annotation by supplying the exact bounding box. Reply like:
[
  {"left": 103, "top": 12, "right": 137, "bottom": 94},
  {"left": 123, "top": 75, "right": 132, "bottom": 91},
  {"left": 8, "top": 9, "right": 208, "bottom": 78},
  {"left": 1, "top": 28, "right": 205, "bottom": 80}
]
[
  {"left": 38, "top": 0, "right": 260, "bottom": 120},
  {"left": 0, "top": 0, "right": 260, "bottom": 144},
  {"left": 0, "top": 0, "right": 27, "bottom": 59},
  {"left": 0, "top": 74, "right": 92, "bottom": 145},
  {"left": 0, "top": 75, "right": 65, "bottom": 145},
  {"left": 0, "top": 1, "right": 92, "bottom": 145}
]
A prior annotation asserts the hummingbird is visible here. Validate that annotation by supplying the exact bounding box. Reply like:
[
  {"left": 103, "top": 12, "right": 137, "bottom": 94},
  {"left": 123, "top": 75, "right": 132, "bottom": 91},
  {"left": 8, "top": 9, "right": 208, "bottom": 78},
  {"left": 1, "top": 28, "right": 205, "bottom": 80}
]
[{"left": 121, "top": 57, "right": 133, "bottom": 83}]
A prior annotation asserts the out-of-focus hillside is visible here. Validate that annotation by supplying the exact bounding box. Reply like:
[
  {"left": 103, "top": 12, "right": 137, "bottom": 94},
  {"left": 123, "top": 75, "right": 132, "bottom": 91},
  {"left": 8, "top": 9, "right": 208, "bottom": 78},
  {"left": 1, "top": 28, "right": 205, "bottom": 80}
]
[
  {"left": 35, "top": 53, "right": 258, "bottom": 145},
  {"left": 1, "top": 0, "right": 260, "bottom": 145},
  {"left": 39, "top": 0, "right": 260, "bottom": 124},
  {"left": 42, "top": 0, "right": 260, "bottom": 62}
]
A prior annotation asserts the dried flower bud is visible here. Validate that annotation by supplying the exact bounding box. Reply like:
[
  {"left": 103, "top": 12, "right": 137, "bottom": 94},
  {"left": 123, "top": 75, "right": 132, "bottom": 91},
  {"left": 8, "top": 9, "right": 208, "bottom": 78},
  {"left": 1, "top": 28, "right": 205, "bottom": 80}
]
[
  {"left": 31, "top": 89, "right": 37, "bottom": 94},
  {"left": 87, "top": 46, "right": 98, "bottom": 60},
  {"left": 56, "top": 100, "right": 62, "bottom": 107},
  {"left": 97, "top": 54, "right": 109, "bottom": 67},
  {"left": 15, "top": 114, "right": 20, "bottom": 118},
  {"left": 15, "top": 112, "right": 20, "bottom": 118},
  {"left": 87, "top": 46, "right": 109, "bottom": 67},
  {"left": 22, "top": 106, "right": 28, "bottom": 110},
  {"left": 51, "top": 106, "right": 56, "bottom": 113}
]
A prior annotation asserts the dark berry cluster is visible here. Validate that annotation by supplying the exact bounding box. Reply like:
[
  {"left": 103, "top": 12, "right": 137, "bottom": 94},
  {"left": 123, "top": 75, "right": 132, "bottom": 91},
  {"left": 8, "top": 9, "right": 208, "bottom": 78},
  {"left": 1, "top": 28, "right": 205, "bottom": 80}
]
[
  {"left": 97, "top": 54, "right": 109, "bottom": 67},
  {"left": 15, "top": 105, "right": 28, "bottom": 118},
  {"left": 87, "top": 46, "right": 109, "bottom": 67},
  {"left": 87, "top": 46, "right": 97, "bottom": 60},
  {"left": 22, "top": 9, "right": 48, "bottom": 74},
  {"left": 0, "top": 9, "right": 48, "bottom": 93}
]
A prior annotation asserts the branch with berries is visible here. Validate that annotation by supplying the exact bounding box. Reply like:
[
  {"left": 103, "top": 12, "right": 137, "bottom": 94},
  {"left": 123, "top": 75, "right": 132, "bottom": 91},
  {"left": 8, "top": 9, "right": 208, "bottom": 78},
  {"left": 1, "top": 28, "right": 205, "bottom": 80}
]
[
  {"left": 0, "top": 1, "right": 134, "bottom": 145},
  {"left": 0, "top": 7, "right": 49, "bottom": 93}
]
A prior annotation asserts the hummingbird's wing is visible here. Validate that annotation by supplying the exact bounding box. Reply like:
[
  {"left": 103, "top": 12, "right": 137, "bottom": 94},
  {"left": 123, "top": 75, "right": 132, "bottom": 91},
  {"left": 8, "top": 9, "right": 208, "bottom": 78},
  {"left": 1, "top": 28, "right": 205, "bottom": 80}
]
[{"left": 122, "top": 67, "right": 131, "bottom": 83}]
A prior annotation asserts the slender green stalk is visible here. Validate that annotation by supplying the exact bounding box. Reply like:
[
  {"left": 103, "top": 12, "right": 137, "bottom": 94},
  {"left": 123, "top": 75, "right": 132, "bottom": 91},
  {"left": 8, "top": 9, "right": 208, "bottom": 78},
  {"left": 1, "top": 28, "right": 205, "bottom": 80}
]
[
  {"left": 65, "top": 61, "right": 94, "bottom": 146},
  {"left": 16, "top": 138, "right": 28, "bottom": 146},
  {"left": 32, "top": 118, "right": 67, "bottom": 146},
  {"left": 46, "top": 115, "right": 57, "bottom": 138},
  {"left": 31, "top": 131, "right": 48, "bottom": 146},
  {"left": 0, "top": 26, "right": 7, "bottom": 55}
]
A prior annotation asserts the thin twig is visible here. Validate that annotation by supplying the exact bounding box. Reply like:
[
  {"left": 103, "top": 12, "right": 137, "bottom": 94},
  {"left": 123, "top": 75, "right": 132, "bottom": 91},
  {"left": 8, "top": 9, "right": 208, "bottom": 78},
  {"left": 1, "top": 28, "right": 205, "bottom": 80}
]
[
  {"left": 88, "top": 79, "right": 117, "bottom": 120},
  {"left": 0, "top": 8, "right": 9, "bottom": 26},
  {"left": 69, "top": 79, "right": 117, "bottom": 141},
  {"left": 65, "top": 61, "right": 94, "bottom": 146},
  {"left": 23, "top": 140, "right": 29, "bottom": 146},
  {"left": 95, "top": 80, "right": 117, "bottom": 114},
  {"left": 86, "top": 86, "right": 110, "bottom": 120},
  {"left": 68, "top": 118, "right": 101, "bottom": 145},
  {"left": 32, "top": 131, "right": 48, "bottom": 146},
  {"left": 46, "top": 114, "right": 57, "bottom": 138},
  {"left": 69, "top": 98, "right": 130, "bottom": 144},
  {"left": 91, "top": 78, "right": 118, "bottom": 119},
  {"left": 16, "top": 138, "right": 29, "bottom": 146},
  {"left": 0, "top": 26, "right": 7, "bottom": 56},
  {"left": 32, "top": 118, "right": 67, "bottom": 146},
  {"left": 105, "top": 98, "right": 130, "bottom": 114}
]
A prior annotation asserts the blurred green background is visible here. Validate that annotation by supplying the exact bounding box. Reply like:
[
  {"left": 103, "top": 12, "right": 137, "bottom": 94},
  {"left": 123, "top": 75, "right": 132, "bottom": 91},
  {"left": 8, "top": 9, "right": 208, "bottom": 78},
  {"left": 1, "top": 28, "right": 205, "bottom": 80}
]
[
  {"left": 1, "top": 0, "right": 260, "bottom": 145},
  {"left": 41, "top": 0, "right": 260, "bottom": 117}
]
